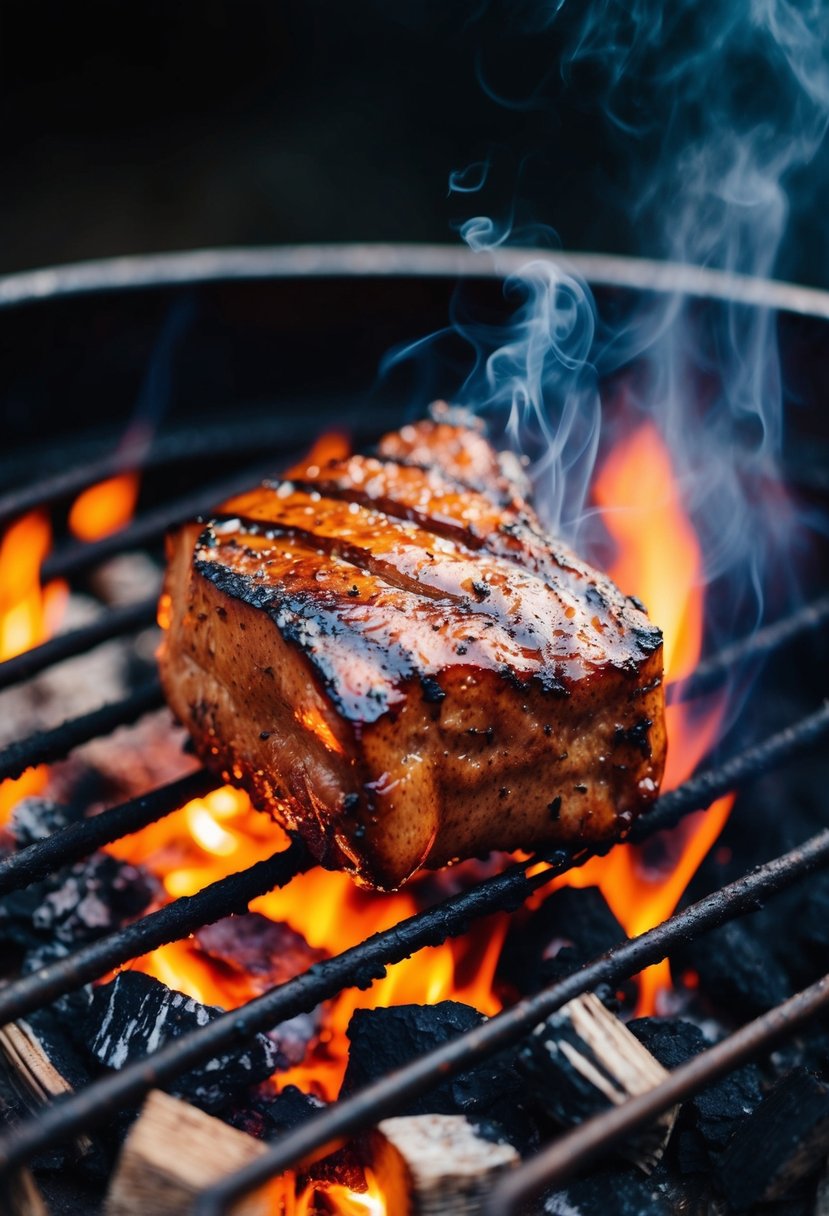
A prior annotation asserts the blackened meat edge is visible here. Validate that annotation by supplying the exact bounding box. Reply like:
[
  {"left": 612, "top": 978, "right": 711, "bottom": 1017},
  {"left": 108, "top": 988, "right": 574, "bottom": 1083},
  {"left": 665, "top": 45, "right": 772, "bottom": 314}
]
[{"left": 158, "top": 409, "right": 666, "bottom": 889}]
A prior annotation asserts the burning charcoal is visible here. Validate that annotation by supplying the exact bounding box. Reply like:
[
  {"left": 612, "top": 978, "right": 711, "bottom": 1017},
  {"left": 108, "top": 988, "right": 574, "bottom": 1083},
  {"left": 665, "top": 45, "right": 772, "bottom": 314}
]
[
  {"left": 716, "top": 1070, "right": 829, "bottom": 1210},
  {"left": 629, "top": 1018, "right": 763, "bottom": 1150},
  {"left": 9, "top": 797, "right": 79, "bottom": 847},
  {"left": 195, "top": 913, "right": 326, "bottom": 1065},
  {"left": 543, "top": 1163, "right": 673, "bottom": 1216},
  {"left": 86, "top": 972, "right": 280, "bottom": 1113},
  {"left": 518, "top": 994, "right": 676, "bottom": 1172},
  {"left": 342, "top": 1002, "right": 538, "bottom": 1153},
  {"left": 780, "top": 871, "right": 829, "bottom": 985},
  {"left": 497, "top": 886, "right": 630, "bottom": 1005},
  {"left": 671, "top": 919, "right": 792, "bottom": 1018},
  {"left": 0, "top": 853, "right": 158, "bottom": 953}
]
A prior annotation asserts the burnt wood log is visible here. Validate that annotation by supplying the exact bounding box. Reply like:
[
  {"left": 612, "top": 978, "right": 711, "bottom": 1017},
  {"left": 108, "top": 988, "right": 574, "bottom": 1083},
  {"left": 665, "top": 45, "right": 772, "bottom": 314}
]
[
  {"left": 716, "top": 1070, "right": 829, "bottom": 1210},
  {"left": 518, "top": 993, "right": 677, "bottom": 1172},
  {"left": 105, "top": 1089, "right": 269, "bottom": 1216},
  {"left": 371, "top": 1114, "right": 518, "bottom": 1215},
  {"left": 86, "top": 972, "right": 280, "bottom": 1113}
]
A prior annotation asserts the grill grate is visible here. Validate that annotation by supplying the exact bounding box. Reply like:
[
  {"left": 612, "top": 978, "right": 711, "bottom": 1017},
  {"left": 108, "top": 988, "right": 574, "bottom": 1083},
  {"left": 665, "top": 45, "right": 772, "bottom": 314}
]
[{"left": 0, "top": 431, "right": 827, "bottom": 1210}]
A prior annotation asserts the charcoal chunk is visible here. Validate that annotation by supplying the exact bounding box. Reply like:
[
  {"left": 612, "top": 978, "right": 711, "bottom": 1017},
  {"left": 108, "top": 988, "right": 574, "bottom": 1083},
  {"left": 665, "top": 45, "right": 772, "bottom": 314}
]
[
  {"left": 671, "top": 919, "right": 792, "bottom": 1018},
  {"left": 0, "top": 853, "right": 158, "bottom": 952},
  {"left": 543, "top": 1163, "right": 673, "bottom": 1216},
  {"left": 716, "top": 1070, "right": 829, "bottom": 1210},
  {"left": 629, "top": 1018, "right": 763, "bottom": 1149},
  {"left": 341, "top": 1002, "right": 538, "bottom": 1153},
  {"left": 223, "top": 1084, "right": 325, "bottom": 1140},
  {"left": 9, "top": 797, "right": 79, "bottom": 847},
  {"left": 497, "top": 886, "right": 629, "bottom": 1003},
  {"left": 85, "top": 972, "right": 280, "bottom": 1113}
]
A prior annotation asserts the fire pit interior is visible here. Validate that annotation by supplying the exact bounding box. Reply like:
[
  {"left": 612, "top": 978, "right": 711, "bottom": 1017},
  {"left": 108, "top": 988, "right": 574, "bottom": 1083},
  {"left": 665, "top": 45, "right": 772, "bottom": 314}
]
[{"left": 0, "top": 248, "right": 828, "bottom": 1215}]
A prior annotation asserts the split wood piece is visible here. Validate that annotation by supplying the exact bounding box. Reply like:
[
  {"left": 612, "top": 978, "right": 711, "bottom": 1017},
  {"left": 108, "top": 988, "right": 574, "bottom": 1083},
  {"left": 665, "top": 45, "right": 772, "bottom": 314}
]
[
  {"left": 716, "top": 1071, "right": 829, "bottom": 1211},
  {"left": 371, "top": 1113, "right": 519, "bottom": 1216},
  {"left": 105, "top": 1089, "right": 275, "bottom": 1216},
  {"left": 519, "top": 992, "right": 677, "bottom": 1172},
  {"left": 0, "top": 1020, "right": 93, "bottom": 1158},
  {"left": 0, "top": 1165, "right": 48, "bottom": 1216}
]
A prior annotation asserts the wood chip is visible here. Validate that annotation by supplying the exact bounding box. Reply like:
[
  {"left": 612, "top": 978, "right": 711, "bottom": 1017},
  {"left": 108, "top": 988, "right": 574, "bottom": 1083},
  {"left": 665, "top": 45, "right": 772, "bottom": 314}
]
[
  {"left": 105, "top": 1090, "right": 272, "bottom": 1216},
  {"left": 372, "top": 1113, "right": 519, "bottom": 1215}
]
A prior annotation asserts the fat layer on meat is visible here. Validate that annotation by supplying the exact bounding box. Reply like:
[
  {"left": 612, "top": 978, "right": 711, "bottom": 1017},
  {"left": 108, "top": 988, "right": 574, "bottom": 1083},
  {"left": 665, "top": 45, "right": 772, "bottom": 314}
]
[{"left": 158, "top": 412, "right": 666, "bottom": 890}]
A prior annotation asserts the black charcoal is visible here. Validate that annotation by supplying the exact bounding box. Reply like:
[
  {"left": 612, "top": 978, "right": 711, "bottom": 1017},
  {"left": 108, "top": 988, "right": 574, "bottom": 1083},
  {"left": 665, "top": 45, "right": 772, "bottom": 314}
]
[
  {"left": 85, "top": 972, "right": 280, "bottom": 1113},
  {"left": 0, "top": 852, "right": 158, "bottom": 952},
  {"left": 497, "top": 886, "right": 630, "bottom": 1005},
  {"left": 717, "top": 1070, "right": 829, "bottom": 1210},
  {"left": 342, "top": 1002, "right": 538, "bottom": 1153},
  {"left": 671, "top": 918, "right": 792, "bottom": 1018},
  {"left": 543, "top": 1163, "right": 673, "bottom": 1216},
  {"left": 9, "top": 797, "right": 79, "bottom": 847},
  {"left": 629, "top": 1018, "right": 763, "bottom": 1150}
]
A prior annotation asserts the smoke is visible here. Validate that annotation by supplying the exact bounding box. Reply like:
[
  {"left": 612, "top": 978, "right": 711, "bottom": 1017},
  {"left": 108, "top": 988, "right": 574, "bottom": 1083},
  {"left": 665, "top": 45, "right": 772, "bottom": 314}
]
[{"left": 386, "top": 0, "right": 829, "bottom": 697}]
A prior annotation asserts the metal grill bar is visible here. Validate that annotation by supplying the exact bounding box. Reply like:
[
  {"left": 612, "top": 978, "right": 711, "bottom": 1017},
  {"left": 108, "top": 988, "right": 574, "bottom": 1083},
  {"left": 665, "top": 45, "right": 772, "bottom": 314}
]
[
  {"left": 0, "top": 769, "right": 212, "bottom": 897},
  {"left": 632, "top": 699, "right": 829, "bottom": 839},
  {"left": 0, "top": 680, "right": 164, "bottom": 783},
  {"left": 5, "top": 824, "right": 829, "bottom": 1187},
  {"left": 0, "top": 840, "right": 312, "bottom": 1027},
  {"left": 0, "top": 846, "right": 573, "bottom": 1177},
  {"left": 0, "top": 598, "right": 158, "bottom": 693},
  {"left": 667, "top": 594, "right": 829, "bottom": 706},
  {"left": 486, "top": 972, "right": 829, "bottom": 1216},
  {"left": 180, "top": 827, "right": 829, "bottom": 1213},
  {"left": 0, "top": 407, "right": 391, "bottom": 530},
  {"left": 0, "top": 705, "right": 825, "bottom": 1040}
]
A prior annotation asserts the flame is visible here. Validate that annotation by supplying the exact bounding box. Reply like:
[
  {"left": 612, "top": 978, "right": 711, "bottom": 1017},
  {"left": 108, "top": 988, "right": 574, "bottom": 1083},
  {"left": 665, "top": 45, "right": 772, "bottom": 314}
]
[
  {"left": 0, "top": 512, "right": 68, "bottom": 823},
  {"left": 566, "top": 421, "right": 733, "bottom": 1013},
  {"left": 68, "top": 472, "right": 140, "bottom": 541}
]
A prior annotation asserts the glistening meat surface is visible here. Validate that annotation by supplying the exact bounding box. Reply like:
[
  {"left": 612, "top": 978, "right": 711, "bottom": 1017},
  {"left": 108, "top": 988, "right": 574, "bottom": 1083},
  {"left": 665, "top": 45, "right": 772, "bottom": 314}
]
[{"left": 159, "top": 413, "right": 666, "bottom": 889}]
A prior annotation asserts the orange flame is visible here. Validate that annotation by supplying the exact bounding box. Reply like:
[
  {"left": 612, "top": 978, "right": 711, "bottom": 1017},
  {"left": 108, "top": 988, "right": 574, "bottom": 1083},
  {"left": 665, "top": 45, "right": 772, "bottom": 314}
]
[
  {"left": 569, "top": 422, "right": 733, "bottom": 1013},
  {"left": 0, "top": 512, "right": 68, "bottom": 822},
  {"left": 68, "top": 472, "right": 140, "bottom": 541}
]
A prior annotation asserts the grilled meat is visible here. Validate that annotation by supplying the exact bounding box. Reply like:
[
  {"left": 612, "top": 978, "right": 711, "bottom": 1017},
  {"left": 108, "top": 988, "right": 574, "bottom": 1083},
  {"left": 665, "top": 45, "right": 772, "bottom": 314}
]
[{"left": 159, "top": 411, "right": 666, "bottom": 890}]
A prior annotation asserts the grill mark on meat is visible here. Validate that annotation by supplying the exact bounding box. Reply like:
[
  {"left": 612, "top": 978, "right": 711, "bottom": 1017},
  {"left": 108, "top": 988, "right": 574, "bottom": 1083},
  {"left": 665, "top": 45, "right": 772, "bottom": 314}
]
[
  {"left": 200, "top": 500, "right": 633, "bottom": 677},
  {"left": 207, "top": 512, "right": 465, "bottom": 605}
]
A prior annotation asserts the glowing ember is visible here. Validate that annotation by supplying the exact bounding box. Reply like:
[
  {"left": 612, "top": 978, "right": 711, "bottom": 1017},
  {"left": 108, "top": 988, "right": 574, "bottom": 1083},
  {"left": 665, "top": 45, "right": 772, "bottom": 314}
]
[{"left": 68, "top": 472, "right": 140, "bottom": 541}]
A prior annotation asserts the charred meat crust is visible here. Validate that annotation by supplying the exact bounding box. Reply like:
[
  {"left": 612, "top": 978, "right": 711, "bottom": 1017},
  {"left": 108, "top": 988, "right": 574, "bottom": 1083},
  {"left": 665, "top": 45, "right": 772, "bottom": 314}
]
[{"left": 159, "top": 417, "right": 666, "bottom": 890}]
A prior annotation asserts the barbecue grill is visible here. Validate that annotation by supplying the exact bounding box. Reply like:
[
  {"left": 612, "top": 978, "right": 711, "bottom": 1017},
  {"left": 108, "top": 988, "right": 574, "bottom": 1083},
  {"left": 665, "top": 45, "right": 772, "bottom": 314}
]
[{"left": 0, "top": 244, "right": 828, "bottom": 1215}]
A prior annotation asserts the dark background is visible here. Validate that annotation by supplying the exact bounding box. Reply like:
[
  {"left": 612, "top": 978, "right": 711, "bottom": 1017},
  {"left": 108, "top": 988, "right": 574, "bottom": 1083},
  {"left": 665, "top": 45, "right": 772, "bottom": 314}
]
[{"left": 2, "top": 1, "right": 827, "bottom": 287}]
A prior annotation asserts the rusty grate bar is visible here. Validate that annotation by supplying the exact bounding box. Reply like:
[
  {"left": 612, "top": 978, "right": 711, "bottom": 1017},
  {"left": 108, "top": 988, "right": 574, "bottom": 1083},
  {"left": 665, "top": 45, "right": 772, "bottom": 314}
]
[
  {"left": 0, "top": 597, "right": 158, "bottom": 693},
  {"left": 0, "top": 680, "right": 165, "bottom": 783},
  {"left": 186, "top": 826, "right": 829, "bottom": 1214},
  {"left": 485, "top": 972, "right": 829, "bottom": 1215},
  {"left": 0, "top": 769, "right": 213, "bottom": 897}
]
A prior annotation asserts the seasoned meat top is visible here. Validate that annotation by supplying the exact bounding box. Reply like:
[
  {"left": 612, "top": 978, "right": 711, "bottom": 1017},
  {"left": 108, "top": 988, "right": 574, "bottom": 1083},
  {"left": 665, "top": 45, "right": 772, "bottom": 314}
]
[{"left": 192, "top": 421, "right": 662, "bottom": 725}]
